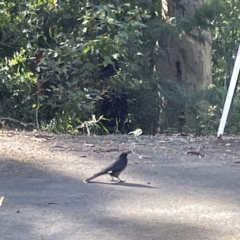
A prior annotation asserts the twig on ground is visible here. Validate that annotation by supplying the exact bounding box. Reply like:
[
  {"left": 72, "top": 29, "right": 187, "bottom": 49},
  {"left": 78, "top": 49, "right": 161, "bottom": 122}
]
[
  {"left": 0, "top": 117, "right": 37, "bottom": 129},
  {"left": 186, "top": 145, "right": 205, "bottom": 157}
]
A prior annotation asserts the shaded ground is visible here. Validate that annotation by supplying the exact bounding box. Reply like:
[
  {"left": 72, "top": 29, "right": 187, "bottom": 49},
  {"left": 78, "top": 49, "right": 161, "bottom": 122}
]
[{"left": 1, "top": 132, "right": 240, "bottom": 240}]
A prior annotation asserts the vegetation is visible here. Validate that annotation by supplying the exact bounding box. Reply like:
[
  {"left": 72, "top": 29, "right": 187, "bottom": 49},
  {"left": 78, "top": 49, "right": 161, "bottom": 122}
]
[{"left": 0, "top": 0, "right": 240, "bottom": 135}]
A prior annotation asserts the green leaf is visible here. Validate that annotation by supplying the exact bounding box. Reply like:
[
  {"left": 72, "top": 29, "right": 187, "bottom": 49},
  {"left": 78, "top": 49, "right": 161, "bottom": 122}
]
[
  {"left": 103, "top": 56, "right": 112, "bottom": 67},
  {"left": 84, "top": 63, "right": 95, "bottom": 71}
]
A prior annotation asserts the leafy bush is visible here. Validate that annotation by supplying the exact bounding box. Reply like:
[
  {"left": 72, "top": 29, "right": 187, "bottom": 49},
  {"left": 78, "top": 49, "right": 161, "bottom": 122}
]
[
  {"left": 0, "top": 0, "right": 240, "bottom": 136},
  {"left": 0, "top": 0, "right": 161, "bottom": 132}
]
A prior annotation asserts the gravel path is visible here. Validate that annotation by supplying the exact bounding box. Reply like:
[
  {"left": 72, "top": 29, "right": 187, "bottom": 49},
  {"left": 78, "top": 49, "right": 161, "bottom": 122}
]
[{"left": 0, "top": 132, "right": 240, "bottom": 240}]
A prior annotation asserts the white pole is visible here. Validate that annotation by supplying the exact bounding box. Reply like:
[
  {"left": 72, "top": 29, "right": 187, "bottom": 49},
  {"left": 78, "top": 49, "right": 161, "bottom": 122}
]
[{"left": 217, "top": 44, "right": 240, "bottom": 137}]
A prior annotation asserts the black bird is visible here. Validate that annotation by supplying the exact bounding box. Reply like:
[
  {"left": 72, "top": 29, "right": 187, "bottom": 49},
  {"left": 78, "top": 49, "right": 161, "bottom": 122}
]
[{"left": 84, "top": 151, "right": 132, "bottom": 183}]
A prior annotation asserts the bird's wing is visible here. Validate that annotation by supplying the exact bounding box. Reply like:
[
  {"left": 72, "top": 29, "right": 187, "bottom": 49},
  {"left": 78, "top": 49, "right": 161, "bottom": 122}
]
[
  {"left": 103, "top": 157, "right": 127, "bottom": 173},
  {"left": 86, "top": 157, "right": 125, "bottom": 178}
]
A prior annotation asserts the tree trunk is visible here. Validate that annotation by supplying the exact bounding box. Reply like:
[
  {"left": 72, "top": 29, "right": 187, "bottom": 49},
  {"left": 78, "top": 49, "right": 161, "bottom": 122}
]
[{"left": 155, "top": 0, "right": 212, "bottom": 91}]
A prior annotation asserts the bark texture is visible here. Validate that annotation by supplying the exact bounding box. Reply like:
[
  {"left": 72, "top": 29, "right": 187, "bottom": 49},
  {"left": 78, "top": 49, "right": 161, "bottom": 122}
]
[{"left": 155, "top": 0, "right": 212, "bottom": 90}]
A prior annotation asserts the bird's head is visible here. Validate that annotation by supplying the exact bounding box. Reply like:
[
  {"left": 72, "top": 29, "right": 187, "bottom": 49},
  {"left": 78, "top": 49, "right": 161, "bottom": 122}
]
[{"left": 121, "top": 151, "right": 132, "bottom": 157}]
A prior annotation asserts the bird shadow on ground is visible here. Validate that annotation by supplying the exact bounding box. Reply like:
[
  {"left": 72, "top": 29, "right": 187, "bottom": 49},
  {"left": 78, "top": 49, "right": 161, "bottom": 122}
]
[{"left": 85, "top": 181, "right": 155, "bottom": 189}]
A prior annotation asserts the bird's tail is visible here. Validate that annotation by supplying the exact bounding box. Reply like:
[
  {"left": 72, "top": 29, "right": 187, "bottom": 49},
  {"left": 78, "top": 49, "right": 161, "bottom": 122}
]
[{"left": 84, "top": 171, "right": 106, "bottom": 183}]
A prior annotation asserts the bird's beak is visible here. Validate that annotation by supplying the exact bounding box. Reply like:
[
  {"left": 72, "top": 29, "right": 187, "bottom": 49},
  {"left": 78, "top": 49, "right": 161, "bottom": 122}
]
[{"left": 126, "top": 151, "right": 132, "bottom": 155}]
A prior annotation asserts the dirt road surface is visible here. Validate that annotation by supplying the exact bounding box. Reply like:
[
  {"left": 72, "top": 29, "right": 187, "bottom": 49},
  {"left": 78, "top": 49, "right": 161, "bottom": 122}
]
[{"left": 1, "top": 132, "right": 240, "bottom": 240}]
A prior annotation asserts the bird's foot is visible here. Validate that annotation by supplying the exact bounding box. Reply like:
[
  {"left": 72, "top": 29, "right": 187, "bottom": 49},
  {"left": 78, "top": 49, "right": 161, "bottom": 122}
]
[
  {"left": 118, "top": 180, "right": 125, "bottom": 183},
  {"left": 116, "top": 177, "right": 125, "bottom": 183},
  {"left": 110, "top": 178, "right": 118, "bottom": 182}
]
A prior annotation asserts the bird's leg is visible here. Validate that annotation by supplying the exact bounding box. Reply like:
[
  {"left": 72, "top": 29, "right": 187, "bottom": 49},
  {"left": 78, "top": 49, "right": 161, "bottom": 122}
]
[
  {"left": 110, "top": 176, "right": 118, "bottom": 182},
  {"left": 117, "top": 177, "right": 125, "bottom": 183}
]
